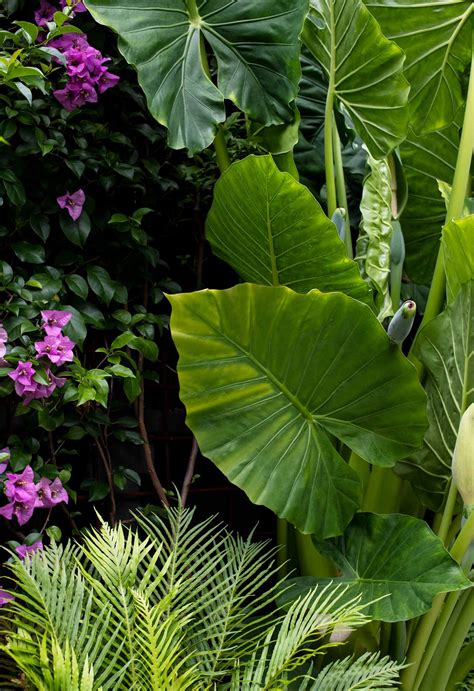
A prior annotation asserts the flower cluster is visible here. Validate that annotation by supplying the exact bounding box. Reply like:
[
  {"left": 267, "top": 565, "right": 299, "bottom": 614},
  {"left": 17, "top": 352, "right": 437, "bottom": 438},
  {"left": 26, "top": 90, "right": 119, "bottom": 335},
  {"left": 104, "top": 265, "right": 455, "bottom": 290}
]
[
  {"left": 35, "top": 0, "right": 86, "bottom": 28},
  {"left": 8, "top": 310, "right": 74, "bottom": 406},
  {"left": 52, "top": 33, "right": 120, "bottom": 112},
  {"left": 0, "top": 451, "right": 68, "bottom": 526}
]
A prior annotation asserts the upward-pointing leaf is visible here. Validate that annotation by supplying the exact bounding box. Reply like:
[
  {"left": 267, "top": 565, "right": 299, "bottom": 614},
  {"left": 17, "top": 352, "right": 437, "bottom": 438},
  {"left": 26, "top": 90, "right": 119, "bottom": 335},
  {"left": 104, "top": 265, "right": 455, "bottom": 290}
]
[
  {"left": 302, "top": 0, "right": 410, "bottom": 159},
  {"left": 84, "top": 0, "right": 309, "bottom": 154},
  {"left": 206, "top": 155, "right": 372, "bottom": 305},
  {"left": 169, "top": 284, "right": 427, "bottom": 537},
  {"left": 364, "top": 0, "right": 473, "bottom": 134}
]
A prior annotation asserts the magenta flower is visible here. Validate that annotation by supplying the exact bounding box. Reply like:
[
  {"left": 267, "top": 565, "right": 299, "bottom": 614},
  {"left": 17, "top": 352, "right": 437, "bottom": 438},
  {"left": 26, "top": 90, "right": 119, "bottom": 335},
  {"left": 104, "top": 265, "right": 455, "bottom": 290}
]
[
  {"left": 35, "top": 477, "right": 68, "bottom": 508},
  {"left": 50, "top": 33, "right": 89, "bottom": 53},
  {"left": 0, "top": 323, "right": 7, "bottom": 360},
  {"left": 0, "top": 447, "right": 9, "bottom": 475},
  {"left": 34, "top": 0, "right": 56, "bottom": 27},
  {"left": 0, "top": 588, "right": 13, "bottom": 607},
  {"left": 35, "top": 334, "right": 75, "bottom": 366},
  {"left": 97, "top": 70, "right": 120, "bottom": 94},
  {"left": 16, "top": 540, "right": 43, "bottom": 559},
  {"left": 41, "top": 309, "right": 72, "bottom": 336},
  {"left": 5, "top": 467, "right": 36, "bottom": 504},
  {"left": 57, "top": 189, "right": 85, "bottom": 221},
  {"left": 0, "top": 500, "right": 34, "bottom": 526},
  {"left": 22, "top": 369, "right": 66, "bottom": 406},
  {"left": 8, "top": 361, "right": 37, "bottom": 397}
]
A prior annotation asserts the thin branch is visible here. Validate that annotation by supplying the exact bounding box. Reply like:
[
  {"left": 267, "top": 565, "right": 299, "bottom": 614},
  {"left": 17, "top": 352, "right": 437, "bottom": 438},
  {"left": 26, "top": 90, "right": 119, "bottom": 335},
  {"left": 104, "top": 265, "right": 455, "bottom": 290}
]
[
  {"left": 181, "top": 438, "right": 199, "bottom": 507},
  {"left": 137, "top": 351, "right": 170, "bottom": 508},
  {"left": 95, "top": 438, "right": 117, "bottom": 525}
]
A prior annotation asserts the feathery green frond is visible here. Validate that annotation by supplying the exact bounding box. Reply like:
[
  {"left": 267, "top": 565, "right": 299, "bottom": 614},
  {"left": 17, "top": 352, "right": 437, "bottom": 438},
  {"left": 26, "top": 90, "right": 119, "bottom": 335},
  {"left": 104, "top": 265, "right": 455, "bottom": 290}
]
[
  {"left": 1, "top": 507, "right": 402, "bottom": 690},
  {"left": 313, "top": 651, "right": 404, "bottom": 690}
]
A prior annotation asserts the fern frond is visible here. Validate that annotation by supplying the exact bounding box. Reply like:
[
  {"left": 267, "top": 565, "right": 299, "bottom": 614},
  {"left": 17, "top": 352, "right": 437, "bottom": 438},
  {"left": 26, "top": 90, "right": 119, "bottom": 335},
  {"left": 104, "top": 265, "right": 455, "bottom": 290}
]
[{"left": 313, "top": 651, "right": 403, "bottom": 690}]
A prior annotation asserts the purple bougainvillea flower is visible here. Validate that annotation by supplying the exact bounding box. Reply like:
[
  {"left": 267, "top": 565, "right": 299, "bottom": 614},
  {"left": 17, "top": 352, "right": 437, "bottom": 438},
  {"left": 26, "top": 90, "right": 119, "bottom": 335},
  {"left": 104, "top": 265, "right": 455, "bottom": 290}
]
[
  {"left": 0, "top": 588, "right": 13, "bottom": 607},
  {"left": 35, "top": 477, "right": 68, "bottom": 508},
  {"left": 16, "top": 540, "right": 43, "bottom": 559},
  {"left": 0, "top": 447, "right": 10, "bottom": 475},
  {"left": 22, "top": 370, "right": 66, "bottom": 406},
  {"left": 34, "top": 0, "right": 56, "bottom": 27},
  {"left": 35, "top": 334, "right": 75, "bottom": 366},
  {"left": 57, "top": 189, "right": 85, "bottom": 220},
  {"left": 0, "top": 499, "right": 33, "bottom": 526},
  {"left": 8, "top": 362, "right": 37, "bottom": 397},
  {"left": 0, "top": 323, "right": 7, "bottom": 360},
  {"left": 97, "top": 70, "right": 120, "bottom": 94},
  {"left": 50, "top": 32, "right": 89, "bottom": 53},
  {"left": 41, "top": 309, "right": 72, "bottom": 336},
  {"left": 5, "top": 466, "right": 36, "bottom": 503}
]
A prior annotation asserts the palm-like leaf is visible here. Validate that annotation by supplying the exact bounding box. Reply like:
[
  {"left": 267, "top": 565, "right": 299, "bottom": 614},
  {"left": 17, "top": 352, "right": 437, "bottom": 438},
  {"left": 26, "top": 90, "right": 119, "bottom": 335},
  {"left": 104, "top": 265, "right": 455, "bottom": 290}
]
[
  {"left": 1, "top": 507, "right": 403, "bottom": 689},
  {"left": 313, "top": 651, "right": 403, "bottom": 689}
]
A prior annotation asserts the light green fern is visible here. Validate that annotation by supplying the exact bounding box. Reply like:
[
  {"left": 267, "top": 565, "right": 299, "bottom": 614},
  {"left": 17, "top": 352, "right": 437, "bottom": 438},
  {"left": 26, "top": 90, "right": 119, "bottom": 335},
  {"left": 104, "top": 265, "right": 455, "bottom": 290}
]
[{"left": 0, "top": 507, "right": 404, "bottom": 689}]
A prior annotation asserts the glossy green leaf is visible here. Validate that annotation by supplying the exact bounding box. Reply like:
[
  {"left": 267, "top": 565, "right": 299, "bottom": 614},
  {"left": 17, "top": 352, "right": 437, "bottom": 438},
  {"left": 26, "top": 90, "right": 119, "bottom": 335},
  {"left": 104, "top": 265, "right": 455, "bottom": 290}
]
[
  {"left": 11, "top": 242, "right": 45, "bottom": 264},
  {"left": 401, "top": 281, "right": 474, "bottom": 510},
  {"left": 206, "top": 155, "right": 372, "bottom": 304},
  {"left": 399, "top": 125, "right": 459, "bottom": 285},
  {"left": 364, "top": 0, "right": 473, "bottom": 134},
  {"left": 169, "top": 284, "right": 427, "bottom": 537},
  {"left": 302, "top": 0, "right": 409, "bottom": 158},
  {"left": 355, "top": 151, "right": 393, "bottom": 320},
  {"left": 282, "top": 513, "right": 471, "bottom": 622},
  {"left": 85, "top": 0, "right": 308, "bottom": 154},
  {"left": 443, "top": 216, "right": 474, "bottom": 304}
]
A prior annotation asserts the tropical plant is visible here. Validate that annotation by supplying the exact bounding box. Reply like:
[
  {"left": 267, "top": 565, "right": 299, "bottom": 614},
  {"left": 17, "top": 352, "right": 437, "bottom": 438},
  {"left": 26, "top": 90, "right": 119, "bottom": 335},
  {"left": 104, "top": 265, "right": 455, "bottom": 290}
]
[
  {"left": 78, "top": 0, "right": 474, "bottom": 688},
  {"left": 0, "top": 506, "right": 404, "bottom": 689}
]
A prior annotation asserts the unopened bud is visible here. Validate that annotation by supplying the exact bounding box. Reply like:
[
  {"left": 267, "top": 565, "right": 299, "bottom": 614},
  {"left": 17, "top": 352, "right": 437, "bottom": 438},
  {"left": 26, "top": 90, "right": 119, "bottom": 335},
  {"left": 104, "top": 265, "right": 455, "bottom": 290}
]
[
  {"left": 331, "top": 208, "right": 346, "bottom": 243},
  {"left": 390, "top": 220, "right": 405, "bottom": 266},
  {"left": 387, "top": 300, "right": 416, "bottom": 344},
  {"left": 452, "top": 404, "right": 474, "bottom": 508}
]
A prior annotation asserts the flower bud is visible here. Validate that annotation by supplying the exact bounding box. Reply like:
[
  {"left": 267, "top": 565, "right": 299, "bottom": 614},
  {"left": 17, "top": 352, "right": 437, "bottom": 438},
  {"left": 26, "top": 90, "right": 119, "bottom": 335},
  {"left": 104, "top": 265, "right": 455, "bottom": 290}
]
[
  {"left": 390, "top": 220, "right": 405, "bottom": 266},
  {"left": 387, "top": 300, "right": 416, "bottom": 344},
  {"left": 452, "top": 404, "right": 474, "bottom": 508},
  {"left": 331, "top": 208, "right": 346, "bottom": 242}
]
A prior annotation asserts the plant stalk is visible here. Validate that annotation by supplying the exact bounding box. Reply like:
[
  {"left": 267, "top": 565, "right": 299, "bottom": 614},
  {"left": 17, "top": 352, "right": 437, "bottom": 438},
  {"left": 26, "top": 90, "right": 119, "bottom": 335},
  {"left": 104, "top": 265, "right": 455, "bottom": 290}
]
[
  {"left": 408, "top": 47, "right": 474, "bottom": 377},
  {"left": 437, "top": 480, "right": 459, "bottom": 545},
  {"left": 446, "top": 639, "right": 474, "bottom": 690},
  {"left": 273, "top": 151, "right": 300, "bottom": 180},
  {"left": 362, "top": 466, "right": 402, "bottom": 513},
  {"left": 295, "top": 531, "right": 335, "bottom": 577},
  {"left": 332, "top": 119, "right": 352, "bottom": 256}
]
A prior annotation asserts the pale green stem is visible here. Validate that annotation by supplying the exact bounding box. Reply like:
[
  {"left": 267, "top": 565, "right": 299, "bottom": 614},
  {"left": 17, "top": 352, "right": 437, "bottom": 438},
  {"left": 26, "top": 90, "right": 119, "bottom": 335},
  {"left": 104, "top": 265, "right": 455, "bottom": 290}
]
[
  {"left": 390, "top": 261, "right": 403, "bottom": 313},
  {"left": 332, "top": 120, "right": 352, "bottom": 256},
  {"left": 419, "top": 590, "right": 474, "bottom": 691},
  {"left": 295, "top": 532, "right": 335, "bottom": 577},
  {"left": 408, "top": 46, "right": 474, "bottom": 377},
  {"left": 198, "top": 33, "right": 231, "bottom": 173},
  {"left": 348, "top": 451, "right": 370, "bottom": 495},
  {"left": 451, "top": 508, "right": 474, "bottom": 563},
  {"left": 362, "top": 466, "right": 402, "bottom": 513},
  {"left": 273, "top": 151, "right": 300, "bottom": 181},
  {"left": 446, "top": 639, "right": 474, "bottom": 690},
  {"left": 437, "top": 481, "right": 459, "bottom": 545}
]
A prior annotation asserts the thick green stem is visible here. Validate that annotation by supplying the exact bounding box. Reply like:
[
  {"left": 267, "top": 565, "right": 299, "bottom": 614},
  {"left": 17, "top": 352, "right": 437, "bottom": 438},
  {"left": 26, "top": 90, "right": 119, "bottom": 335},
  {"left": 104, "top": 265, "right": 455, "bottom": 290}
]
[
  {"left": 362, "top": 466, "right": 402, "bottom": 513},
  {"left": 451, "top": 508, "right": 474, "bottom": 562},
  {"left": 390, "top": 261, "right": 403, "bottom": 313},
  {"left": 332, "top": 120, "right": 352, "bottom": 256},
  {"left": 437, "top": 481, "right": 459, "bottom": 545},
  {"left": 320, "top": 6, "right": 337, "bottom": 217},
  {"left": 295, "top": 532, "right": 335, "bottom": 577},
  {"left": 447, "top": 639, "right": 474, "bottom": 690},
  {"left": 213, "top": 128, "right": 231, "bottom": 173},
  {"left": 408, "top": 47, "right": 474, "bottom": 377},
  {"left": 419, "top": 590, "right": 474, "bottom": 691},
  {"left": 273, "top": 151, "right": 300, "bottom": 181},
  {"left": 348, "top": 451, "right": 370, "bottom": 495}
]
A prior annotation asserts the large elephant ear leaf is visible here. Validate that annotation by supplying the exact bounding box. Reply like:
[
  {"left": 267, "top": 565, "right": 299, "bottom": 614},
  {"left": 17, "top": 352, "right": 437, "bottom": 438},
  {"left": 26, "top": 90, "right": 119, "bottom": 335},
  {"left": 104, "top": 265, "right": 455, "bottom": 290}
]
[
  {"left": 206, "top": 155, "right": 372, "bottom": 305},
  {"left": 281, "top": 513, "right": 471, "bottom": 622},
  {"left": 364, "top": 0, "right": 473, "bottom": 134},
  {"left": 400, "top": 218, "right": 474, "bottom": 510},
  {"left": 302, "top": 0, "right": 409, "bottom": 159},
  {"left": 399, "top": 125, "right": 459, "bottom": 285},
  {"left": 84, "top": 0, "right": 309, "bottom": 154},
  {"left": 168, "top": 284, "right": 427, "bottom": 537}
]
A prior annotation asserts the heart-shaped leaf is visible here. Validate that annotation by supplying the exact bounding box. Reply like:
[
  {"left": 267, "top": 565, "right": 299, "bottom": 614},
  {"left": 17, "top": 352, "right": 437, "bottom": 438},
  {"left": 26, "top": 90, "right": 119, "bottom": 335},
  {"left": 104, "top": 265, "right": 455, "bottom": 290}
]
[
  {"left": 206, "top": 155, "right": 372, "bottom": 305},
  {"left": 365, "top": 0, "right": 473, "bottom": 134},
  {"left": 169, "top": 284, "right": 427, "bottom": 536},
  {"left": 399, "top": 125, "right": 459, "bottom": 285},
  {"left": 85, "top": 0, "right": 308, "bottom": 154},
  {"left": 302, "top": 0, "right": 409, "bottom": 159},
  {"left": 281, "top": 513, "right": 471, "bottom": 621}
]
